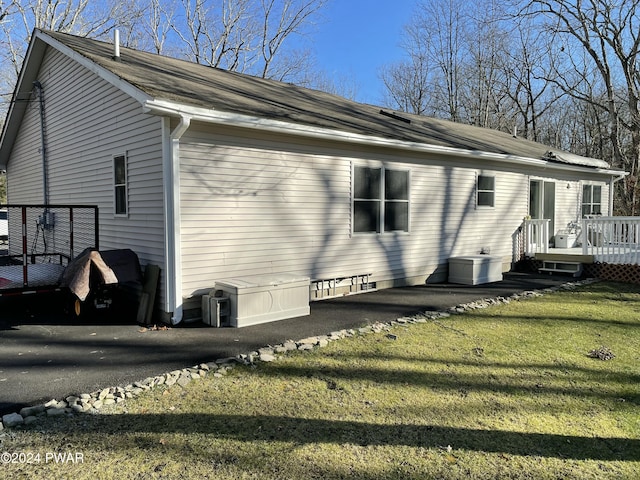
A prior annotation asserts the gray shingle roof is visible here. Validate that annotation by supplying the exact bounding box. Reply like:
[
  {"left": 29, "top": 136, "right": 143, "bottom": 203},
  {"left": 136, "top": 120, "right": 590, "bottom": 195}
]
[{"left": 23, "top": 31, "right": 620, "bottom": 169}]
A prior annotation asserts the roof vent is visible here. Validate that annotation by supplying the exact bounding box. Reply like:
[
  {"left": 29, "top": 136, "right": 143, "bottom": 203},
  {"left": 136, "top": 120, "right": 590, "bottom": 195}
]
[
  {"left": 113, "top": 29, "right": 121, "bottom": 61},
  {"left": 379, "top": 110, "right": 411, "bottom": 124}
]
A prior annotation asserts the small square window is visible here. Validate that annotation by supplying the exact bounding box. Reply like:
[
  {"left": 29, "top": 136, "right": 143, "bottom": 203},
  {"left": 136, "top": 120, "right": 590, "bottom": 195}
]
[
  {"left": 477, "top": 175, "right": 495, "bottom": 207},
  {"left": 582, "top": 184, "right": 602, "bottom": 216}
]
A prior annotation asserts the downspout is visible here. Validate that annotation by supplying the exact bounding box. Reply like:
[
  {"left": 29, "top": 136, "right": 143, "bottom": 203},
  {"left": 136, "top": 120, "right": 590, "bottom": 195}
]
[
  {"left": 609, "top": 173, "right": 628, "bottom": 215},
  {"left": 33, "top": 81, "right": 48, "bottom": 205},
  {"left": 163, "top": 115, "right": 191, "bottom": 325}
]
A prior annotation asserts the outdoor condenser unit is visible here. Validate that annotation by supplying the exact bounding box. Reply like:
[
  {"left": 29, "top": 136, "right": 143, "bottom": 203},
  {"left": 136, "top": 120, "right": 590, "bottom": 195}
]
[{"left": 201, "top": 291, "right": 231, "bottom": 327}]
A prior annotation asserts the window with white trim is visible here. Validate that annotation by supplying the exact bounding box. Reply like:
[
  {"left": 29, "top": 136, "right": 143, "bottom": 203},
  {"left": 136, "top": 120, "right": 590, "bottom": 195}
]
[
  {"left": 477, "top": 174, "right": 495, "bottom": 207},
  {"left": 113, "top": 154, "right": 128, "bottom": 216},
  {"left": 582, "top": 184, "right": 602, "bottom": 216},
  {"left": 353, "top": 165, "right": 409, "bottom": 233}
]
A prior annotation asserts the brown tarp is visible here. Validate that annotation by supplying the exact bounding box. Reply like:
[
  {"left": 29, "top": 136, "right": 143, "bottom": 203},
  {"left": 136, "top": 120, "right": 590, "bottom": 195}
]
[{"left": 60, "top": 249, "right": 118, "bottom": 301}]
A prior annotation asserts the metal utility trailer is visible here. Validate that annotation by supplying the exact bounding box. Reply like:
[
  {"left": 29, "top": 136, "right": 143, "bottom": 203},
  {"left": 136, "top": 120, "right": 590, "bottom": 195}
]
[{"left": 0, "top": 204, "right": 99, "bottom": 296}]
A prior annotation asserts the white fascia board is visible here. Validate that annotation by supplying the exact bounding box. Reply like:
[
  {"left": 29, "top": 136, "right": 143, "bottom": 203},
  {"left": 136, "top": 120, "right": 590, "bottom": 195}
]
[
  {"left": 34, "top": 30, "right": 151, "bottom": 105},
  {"left": 0, "top": 34, "right": 48, "bottom": 168},
  {"left": 142, "top": 99, "right": 626, "bottom": 178}
]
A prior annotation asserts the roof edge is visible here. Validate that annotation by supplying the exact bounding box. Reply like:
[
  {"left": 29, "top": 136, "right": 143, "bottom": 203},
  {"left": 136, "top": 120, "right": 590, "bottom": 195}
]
[
  {"left": 144, "top": 99, "right": 627, "bottom": 177},
  {"left": 0, "top": 29, "right": 152, "bottom": 168},
  {"left": 0, "top": 30, "right": 46, "bottom": 168},
  {"left": 33, "top": 30, "right": 151, "bottom": 104}
]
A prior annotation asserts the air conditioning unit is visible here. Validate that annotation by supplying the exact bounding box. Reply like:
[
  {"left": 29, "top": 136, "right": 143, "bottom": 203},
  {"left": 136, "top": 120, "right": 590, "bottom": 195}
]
[{"left": 201, "top": 291, "right": 230, "bottom": 327}]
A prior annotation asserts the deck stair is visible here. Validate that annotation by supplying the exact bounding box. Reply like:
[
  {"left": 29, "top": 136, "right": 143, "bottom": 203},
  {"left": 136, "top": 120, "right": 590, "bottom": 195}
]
[{"left": 539, "top": 259, "right": 583, "bottom": 277}]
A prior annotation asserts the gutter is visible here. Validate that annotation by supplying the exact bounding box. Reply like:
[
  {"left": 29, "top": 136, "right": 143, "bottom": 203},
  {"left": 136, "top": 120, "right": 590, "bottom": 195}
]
[
  {"left": 143, "top": 99, "right": 626, "bottom": 178},
  {"left": 609, "top": 172, "right": 629, "bottom": 215},
  {"left": 162, "top": 114, "right": 191, "bottom": 325}
]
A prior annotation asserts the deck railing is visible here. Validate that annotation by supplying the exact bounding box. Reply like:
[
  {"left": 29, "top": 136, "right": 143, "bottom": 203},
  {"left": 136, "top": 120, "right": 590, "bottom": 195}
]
[
  {"left": 582, "top": 216, "right": 640, "bottom": 265},
  {"left": 523, "top": 218, "right": 550, "bottom": 256},
  {"left": 523, "top": 216, "right": 640, "bottom": 265}
]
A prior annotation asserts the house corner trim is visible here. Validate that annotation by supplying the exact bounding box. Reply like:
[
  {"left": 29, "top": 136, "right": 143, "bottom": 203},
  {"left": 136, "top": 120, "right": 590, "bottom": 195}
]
[{"left": 163, "top": 115, "right": 191, "bottom": 324}]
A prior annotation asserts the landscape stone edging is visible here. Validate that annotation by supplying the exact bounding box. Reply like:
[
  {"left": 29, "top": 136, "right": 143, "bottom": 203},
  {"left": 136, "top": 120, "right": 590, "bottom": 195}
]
[{"left": 0, "top": 278, "right": 598, "bottom": 430}]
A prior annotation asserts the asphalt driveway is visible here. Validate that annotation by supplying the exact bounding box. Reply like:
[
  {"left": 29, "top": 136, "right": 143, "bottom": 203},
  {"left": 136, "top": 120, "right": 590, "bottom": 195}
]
[{"left": 0, "top": 272, "right": 572, "bottom": 415}]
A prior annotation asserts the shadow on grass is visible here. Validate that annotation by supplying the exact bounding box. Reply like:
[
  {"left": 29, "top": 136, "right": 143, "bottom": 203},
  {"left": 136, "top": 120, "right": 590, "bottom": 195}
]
[
  {"left": 252, "top": 361, "right": 640, "bottom": 404},
  {"left": 44, "top": 412, "right": 640, "bottom": 462},
  {"left": 320, "top": 351, "right": 640, "bottom": 386}
]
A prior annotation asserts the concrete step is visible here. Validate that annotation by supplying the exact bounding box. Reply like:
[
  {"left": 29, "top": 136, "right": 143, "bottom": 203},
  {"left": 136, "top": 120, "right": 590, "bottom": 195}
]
[{"left": 539, "top": 260, "right": 583, "bottom": 277}]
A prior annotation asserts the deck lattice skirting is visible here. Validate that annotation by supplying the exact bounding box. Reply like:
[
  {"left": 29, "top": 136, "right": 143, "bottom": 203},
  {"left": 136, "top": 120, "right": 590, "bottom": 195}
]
[
  {"left": 517, "top": 257, "right": 640, "bottom": 284},
  {"left": 582, "top": 262, "right": 640, "bottom": 284}
]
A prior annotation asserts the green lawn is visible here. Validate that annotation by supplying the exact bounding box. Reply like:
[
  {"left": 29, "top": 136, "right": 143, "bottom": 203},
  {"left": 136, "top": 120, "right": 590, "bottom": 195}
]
[{"left": 1, "top": 281, "right": 639, "bottom": 479}]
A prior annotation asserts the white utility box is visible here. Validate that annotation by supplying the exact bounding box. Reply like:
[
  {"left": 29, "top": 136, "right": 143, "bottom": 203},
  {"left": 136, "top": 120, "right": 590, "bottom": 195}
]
[
  {"left": 214, "top": 274, "right": 310, "bottom": 328},
  {"left": 448, "top": 255, "right": 503, "bottom": 285},
  {"left": 555, "top": 233, "right": 577, "bottom": 249}
]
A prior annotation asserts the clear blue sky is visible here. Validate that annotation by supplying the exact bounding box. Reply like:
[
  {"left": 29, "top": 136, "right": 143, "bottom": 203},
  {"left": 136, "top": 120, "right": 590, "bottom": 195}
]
[{"left": 311, "top": 1, "right": 417, "bottom": 104}]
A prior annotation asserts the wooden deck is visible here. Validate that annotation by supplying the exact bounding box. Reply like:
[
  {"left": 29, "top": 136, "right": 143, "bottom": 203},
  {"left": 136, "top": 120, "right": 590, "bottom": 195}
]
[
  {"left": 534, "top": 246, "right": 640, "bottom": 265},
  {"left": 525, "top": 217, "right": 640, "bottom": 266},
  {"left": 535, "top": 248, "right": 595, "bottom": 264}
]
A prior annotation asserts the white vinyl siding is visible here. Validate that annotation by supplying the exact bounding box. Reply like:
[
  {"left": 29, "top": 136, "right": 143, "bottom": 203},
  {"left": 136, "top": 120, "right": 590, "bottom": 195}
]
[
  {"left": 6, "top": 47, "right": 167, "bottom": 308},
  {"left": 178, "top": 126, "right": 535, "bottom": 299},
  {"left": 179, "top": 131, "right": 350, "bottom": 296}
]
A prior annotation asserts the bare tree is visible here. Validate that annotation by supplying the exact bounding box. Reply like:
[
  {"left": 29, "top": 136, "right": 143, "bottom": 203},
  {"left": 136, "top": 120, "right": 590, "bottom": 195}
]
[
  {"left": 12, "top": 0, "right": 135, "bottom": 37},
  {"left": 380, "top": 0, "right": 467, "bottom": 119},
  {"left": 257, "top": 0, "right": 326, "bottom": 80},
  {"left": 523, "top": 0, "right": 640, "bottom": 214},
  {"left": 171, "top": 0, "right": 325, "bottom": 81},
  {"left": 458, "top": 0, "right": 512, "bottom": 129},
  {"left": 297, "top": 67, "right": 360, "bottom": 100},
  {"left": 0, "top": 0, "right": 141, "bottom": 122},
  {"left": 423, "top": 0, "right": 467, "bottom": 121},
  {"left": 143, "top": 0, "right": 173, "bottom": 54},
  {"left": 380, "top": 56, "right": 434, "bottom": 116},
  {"left": 171, "top": 0, "right": 233, "bottom": 67},
  {"left": 496, "top": 17, "right": 564, "bottom": 142}
]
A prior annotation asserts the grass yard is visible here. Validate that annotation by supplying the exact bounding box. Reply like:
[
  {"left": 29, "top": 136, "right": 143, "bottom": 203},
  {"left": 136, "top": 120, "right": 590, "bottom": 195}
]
[{"left": 1, "top": 281, "right": 639, "bottom": 479}]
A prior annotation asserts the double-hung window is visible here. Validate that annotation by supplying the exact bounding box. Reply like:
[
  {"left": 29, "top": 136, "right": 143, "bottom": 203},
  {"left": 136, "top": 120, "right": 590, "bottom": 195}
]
[
  {"left": 114, "top": 154, "right": 128, "bottom": 216},
  {"left": 477, "top": 174, "right": 495, "bottom": 208},
  {"left": 353, "top": 165, "right": 409, "bottom": 233},
  {"left": 582, "top": 184, "right": 602, "bottom": 216}
]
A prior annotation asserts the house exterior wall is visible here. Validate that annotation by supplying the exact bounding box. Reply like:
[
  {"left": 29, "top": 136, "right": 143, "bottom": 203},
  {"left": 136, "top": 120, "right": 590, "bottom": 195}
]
[
  {"left": 177, "top": 123, "right": 609, "bottom": 315},
  {"left": 5, "top": 46, "right": 168, "bottom": 310},
  {"left": 3, "top": 43, "right": 615, "bottom": 322}
]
